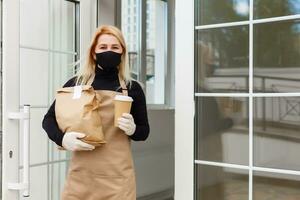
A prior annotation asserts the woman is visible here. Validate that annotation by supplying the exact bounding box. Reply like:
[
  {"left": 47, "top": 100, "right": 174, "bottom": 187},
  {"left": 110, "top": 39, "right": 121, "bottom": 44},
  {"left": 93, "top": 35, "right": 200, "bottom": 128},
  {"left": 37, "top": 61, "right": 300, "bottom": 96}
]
[{"left": 42, "top": 25, "right": 150, "bottom": 200}]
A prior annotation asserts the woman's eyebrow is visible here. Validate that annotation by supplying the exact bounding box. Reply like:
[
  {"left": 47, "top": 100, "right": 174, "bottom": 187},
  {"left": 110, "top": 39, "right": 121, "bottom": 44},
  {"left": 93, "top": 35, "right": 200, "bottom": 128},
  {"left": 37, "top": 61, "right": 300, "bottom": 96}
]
[{"left": 98, "top": 43, "right": 120, "bottom": 46}]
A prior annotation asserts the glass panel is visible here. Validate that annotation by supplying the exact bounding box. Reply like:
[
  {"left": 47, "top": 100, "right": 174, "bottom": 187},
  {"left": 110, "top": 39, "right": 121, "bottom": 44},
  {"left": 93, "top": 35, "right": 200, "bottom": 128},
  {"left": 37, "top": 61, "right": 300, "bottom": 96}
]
[
  {"left": 196, "top": 165, "right": 249, "bottom": 200},
  {"left": 254, "top": 0, "right": 300, "bottom": 19},
  {"left": 49, "top": 52, "right": 76, "bottom": 100},
  {"left": 196, "top": 0, "right": 249, "bottom": 25},
  {"left": 50, "top": 0, "right": 76, "bottom": 52},
  {"left": 20, "top": 48, "right": 49, "bottom": 106},
  {"left": 254, "top": 97, "right": 300, "bottom": 171},
  {"left": 146, "top": 0, "right": 167, "bottom": 104},
  {"left": 19, "top": 166, "right": 48, "bottom": 199},
  {"left": 47, "top": 5, "right": 77, "bottom": 194},
  {"left": 254, "top": 20, "right": 300, "bottom": 93},
  {"left": 20, "top": 0, "right": 49, "bottom": 49},
  {"left": 122, "top": 0, "right": 140, "bottom": 80},
  {"left": 49, "top": 162, "right": 69, "bottom": 200},
  {"left": 48, "top": 139, "right": 70, "bottom": 162},
  {"left": 196, "top": 97, "right": 249, "bottom": 165},
  {"left": 253, "top": 171, "right": 300, "bottom": 200},
  {"left": 196, "top": 26, "right": 249, "bottom": 93}
]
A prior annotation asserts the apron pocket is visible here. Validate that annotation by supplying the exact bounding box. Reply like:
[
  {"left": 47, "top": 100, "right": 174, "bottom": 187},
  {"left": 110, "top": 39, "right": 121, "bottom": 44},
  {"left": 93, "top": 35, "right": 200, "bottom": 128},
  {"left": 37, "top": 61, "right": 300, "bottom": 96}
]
[
  {"left": 62, "top": 169, "right": 92, "bottom": 200},
  {"left": 92, "top": 174, "right": 125, "bottom": 200}
]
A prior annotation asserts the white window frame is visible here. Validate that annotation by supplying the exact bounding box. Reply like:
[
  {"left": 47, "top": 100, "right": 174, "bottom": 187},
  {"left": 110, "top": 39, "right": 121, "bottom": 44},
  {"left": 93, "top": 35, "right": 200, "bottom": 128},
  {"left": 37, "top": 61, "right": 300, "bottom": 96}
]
[
  {"left": 115, "top": 0, "right": 174, "bottom": 109},
  {"left": 174, "top": 0, "right": 195, "bottom": 199},
  {"left": 191, "top": 1, "right": 300, "bottom": 200}
]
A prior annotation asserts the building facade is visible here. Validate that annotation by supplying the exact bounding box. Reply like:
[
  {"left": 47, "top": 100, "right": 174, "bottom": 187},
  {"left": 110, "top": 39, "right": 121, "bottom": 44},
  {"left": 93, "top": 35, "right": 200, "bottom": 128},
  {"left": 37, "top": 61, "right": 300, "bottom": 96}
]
[{"left": 2, "top": 0, "right": 300, "bottom": 200}]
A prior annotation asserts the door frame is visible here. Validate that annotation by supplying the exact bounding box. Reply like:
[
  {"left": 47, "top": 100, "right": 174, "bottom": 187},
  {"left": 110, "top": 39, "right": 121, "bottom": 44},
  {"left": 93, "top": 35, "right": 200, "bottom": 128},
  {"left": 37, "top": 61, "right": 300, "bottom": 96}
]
[
  {"left": 2, "top": 0, "right": 97, "bottom": 199},
  {"left": 174, "top": 0, "right": 194, "bottom": 199},
  {"left": 2, "top": 0, "right": 21, "bottom": 199}
]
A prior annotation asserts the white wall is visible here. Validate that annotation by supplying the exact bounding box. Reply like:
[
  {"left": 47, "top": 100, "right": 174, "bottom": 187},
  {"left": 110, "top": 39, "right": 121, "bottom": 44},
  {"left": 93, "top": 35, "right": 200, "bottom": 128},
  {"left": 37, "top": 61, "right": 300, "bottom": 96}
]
[
  {"left": 133, "top": 109, "right": 174, "bottom": 198},
  {"left": 97, "top": 0, "right": 116, "bottom": 26}
]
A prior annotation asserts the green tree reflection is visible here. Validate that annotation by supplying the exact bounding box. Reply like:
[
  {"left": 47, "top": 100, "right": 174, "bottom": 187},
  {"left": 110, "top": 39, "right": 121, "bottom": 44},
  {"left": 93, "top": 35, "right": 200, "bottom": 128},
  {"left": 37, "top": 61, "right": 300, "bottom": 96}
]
[{"left": 254, "top": 0, "right": 300, "bottom": 68}]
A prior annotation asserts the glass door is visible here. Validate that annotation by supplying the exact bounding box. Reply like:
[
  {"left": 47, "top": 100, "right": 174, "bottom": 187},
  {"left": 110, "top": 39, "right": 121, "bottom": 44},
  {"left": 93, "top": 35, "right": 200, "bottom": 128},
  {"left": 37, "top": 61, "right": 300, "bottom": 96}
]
[
  {"left": 2, "top": 0, "right": 79, "bottom": 199},
  {"left": 194, "top": 0, "right": 300, "bottom": 199},
  {"left": 175, "top": 0, "right": 300, "bottom": 199},
  {"left": 3, "top": 0, "right": 21, "bottom": 199}
]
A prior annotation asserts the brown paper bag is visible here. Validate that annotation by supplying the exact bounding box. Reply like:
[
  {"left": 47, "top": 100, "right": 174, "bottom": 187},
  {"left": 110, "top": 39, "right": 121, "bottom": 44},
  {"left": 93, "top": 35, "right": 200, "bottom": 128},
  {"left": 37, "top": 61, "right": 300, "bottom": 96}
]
[{"left": 55, "top": 85, "right": 106, "bottom": 150}]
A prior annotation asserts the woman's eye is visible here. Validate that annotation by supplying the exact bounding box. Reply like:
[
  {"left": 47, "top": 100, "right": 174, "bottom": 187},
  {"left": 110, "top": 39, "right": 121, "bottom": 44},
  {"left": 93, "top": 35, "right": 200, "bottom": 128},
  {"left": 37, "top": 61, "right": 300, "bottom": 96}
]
[{"left": 100, "top": 47, "right": 106, "bottom": 49}]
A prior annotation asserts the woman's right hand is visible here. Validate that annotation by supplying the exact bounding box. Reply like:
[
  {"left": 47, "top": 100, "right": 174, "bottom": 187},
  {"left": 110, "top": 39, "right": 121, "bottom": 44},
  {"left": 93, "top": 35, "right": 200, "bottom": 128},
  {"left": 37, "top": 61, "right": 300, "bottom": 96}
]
[{"left": 62, "top": 131, "right": 95, "bottom": 151}]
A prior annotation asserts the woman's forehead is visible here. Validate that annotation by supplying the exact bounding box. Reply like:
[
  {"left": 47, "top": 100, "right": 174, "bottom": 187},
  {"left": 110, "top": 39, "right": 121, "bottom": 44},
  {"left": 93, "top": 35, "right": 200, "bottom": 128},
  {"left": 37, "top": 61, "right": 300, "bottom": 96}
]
[{"left": 97, "top": 34, "right": 120, "bottom": 45}]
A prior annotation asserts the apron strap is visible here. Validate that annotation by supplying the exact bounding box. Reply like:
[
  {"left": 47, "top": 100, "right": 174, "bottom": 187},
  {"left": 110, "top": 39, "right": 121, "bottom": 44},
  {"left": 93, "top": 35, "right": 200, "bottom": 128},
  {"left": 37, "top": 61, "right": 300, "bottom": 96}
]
[
  {"left": 118, "top": 75, "right": 128, "bottom": 96},
  {"left": 84, "top": 72, "right": 128, "bottom": 96}
]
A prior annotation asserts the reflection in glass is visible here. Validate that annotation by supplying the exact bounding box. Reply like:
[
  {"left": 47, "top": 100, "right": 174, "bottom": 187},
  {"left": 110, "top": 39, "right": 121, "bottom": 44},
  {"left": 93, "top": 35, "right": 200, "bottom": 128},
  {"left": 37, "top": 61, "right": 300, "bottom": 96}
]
[
  {"left": 49, "top": 53, "right": 75, "bottom": 100},
  {"left": 50, "top": 0, "right": 76, "bottom": 52},
  {"left": 254, "top": 171, "right": 300, "bottom": 200},
  {"left": 49, "top": 162, "right": 69, "bottom": 200},
  {"left": 196, "top": 0, "right": 249, "bottom": 25},
  {"left": 145, "top": 0, "right": 167, "bottom": 104},
  {"left": 196, "top": 26, "right": 249, "bottom": 93},
  {"left": 121, "top": 0, "right": 139, "bottom": 80},
  {"left": 122, "top": 0, "right": 167, "bottom": 104},
  {"left": 196, "top": 165, "right": 248, "bottom": 200},
  {"left": 196, "top": 97, "right": 249, "bottom": 165},
  {"left": 254, "top": 20, "right": 300, "bottom": 92},
  {"left": 254, "top": 0, "right": 300, "bottom": 19},
  {"left": 254, "top": 97, "right": 300, "bottom": 171}
]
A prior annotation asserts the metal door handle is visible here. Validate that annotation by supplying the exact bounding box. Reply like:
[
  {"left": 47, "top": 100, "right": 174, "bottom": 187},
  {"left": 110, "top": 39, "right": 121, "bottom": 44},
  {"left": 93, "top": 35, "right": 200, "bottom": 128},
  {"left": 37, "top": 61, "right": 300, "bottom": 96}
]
[{"left": 7, "top": 104, "right": 30, "bottom": 197}]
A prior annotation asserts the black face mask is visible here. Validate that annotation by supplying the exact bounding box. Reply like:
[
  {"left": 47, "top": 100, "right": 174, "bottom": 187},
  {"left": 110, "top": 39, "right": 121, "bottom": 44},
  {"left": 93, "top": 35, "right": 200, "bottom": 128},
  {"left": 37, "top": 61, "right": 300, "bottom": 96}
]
[{"left": 95, "top": 51, "right": 122, "bottom": 72}]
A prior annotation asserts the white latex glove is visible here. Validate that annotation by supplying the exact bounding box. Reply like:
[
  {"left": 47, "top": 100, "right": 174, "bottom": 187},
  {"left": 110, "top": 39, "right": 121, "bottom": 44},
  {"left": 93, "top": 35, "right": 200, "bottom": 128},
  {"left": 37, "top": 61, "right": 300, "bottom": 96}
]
[
  {"left": 62, "top": 131, "right": 95, "bottom": 151},
  {"left": 117, "top": 113, "right": 136, "bottom": 136}
]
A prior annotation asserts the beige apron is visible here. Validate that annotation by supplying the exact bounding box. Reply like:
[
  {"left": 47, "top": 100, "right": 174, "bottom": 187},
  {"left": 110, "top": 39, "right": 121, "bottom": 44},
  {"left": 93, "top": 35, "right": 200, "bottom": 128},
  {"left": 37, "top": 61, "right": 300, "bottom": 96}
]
[{"left": 61, "top": 77, "right": 136, "bottom": 200}]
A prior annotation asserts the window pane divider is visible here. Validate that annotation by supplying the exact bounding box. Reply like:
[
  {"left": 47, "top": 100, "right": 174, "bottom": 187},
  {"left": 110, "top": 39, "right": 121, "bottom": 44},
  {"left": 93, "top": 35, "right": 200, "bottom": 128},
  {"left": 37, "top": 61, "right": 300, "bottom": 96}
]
[
  {"left": 195, "top": 93, "right": 249, "bottom": 97},
  {"left": 253, "top": 13, "right": 300, "bottom": 24},
  {"left": 19, "top": 159, "right": 70, "bottom": 169},
  {"left": 195, "top": 93, "right": 300, "bottom": 97},
  {"left": 195, "top": 160, "right": 250, "bottom": 170},
  {"left": 138, "top": 0, "right": 147, "bottom": 88},
  {"left": 20, "top": 45, "right": 78, "bottom": 55},
  {"left": 195, "top": 160, "right": 300, "bottom": 176},
  {"left": 195, "top": 21, "right": 249, "bottom": 30},
  {"left": 195, "top": 14, "right": 300, "bottom": 30},
  {"left": 253, "top": 166, "right": 300, "bottom": 176},
  {"left": 249, "top": 0, "right": 254, "bottom": 199}
]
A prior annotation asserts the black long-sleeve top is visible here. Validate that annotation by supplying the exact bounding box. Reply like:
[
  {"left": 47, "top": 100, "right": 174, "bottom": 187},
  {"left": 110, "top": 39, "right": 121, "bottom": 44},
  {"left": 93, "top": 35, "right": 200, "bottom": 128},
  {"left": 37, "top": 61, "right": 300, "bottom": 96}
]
[{"left": 42, "top": 66, "right": 150, "bottom": 147}]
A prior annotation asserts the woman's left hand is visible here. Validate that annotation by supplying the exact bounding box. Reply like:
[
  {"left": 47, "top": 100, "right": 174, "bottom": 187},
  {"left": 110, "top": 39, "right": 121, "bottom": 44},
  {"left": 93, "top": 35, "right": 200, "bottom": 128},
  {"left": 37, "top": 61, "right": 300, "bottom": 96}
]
[{"left": 117, "top": 113, "right": 136, "bottom": 136}]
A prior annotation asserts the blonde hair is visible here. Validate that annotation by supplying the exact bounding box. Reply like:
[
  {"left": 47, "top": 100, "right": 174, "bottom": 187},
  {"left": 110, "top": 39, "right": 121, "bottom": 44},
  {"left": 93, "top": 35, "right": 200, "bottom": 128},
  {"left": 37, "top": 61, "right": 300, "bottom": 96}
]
[{"left": 74, "top": 25, "right": 132, "bottom": 88}]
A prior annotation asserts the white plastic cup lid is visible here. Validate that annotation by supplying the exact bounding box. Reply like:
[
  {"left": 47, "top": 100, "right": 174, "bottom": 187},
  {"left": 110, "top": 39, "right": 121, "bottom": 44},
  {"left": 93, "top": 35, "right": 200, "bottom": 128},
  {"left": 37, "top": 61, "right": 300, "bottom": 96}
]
[{"left": 114, "top": 95, "right": 133, "bottom": 102}]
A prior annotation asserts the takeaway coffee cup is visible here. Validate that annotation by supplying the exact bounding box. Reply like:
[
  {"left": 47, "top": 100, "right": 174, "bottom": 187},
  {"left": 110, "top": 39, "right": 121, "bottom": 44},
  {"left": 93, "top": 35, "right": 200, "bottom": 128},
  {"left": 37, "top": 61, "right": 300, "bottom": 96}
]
[{"left": 114, "top": 95, "right": 134, "bottom": 126}]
